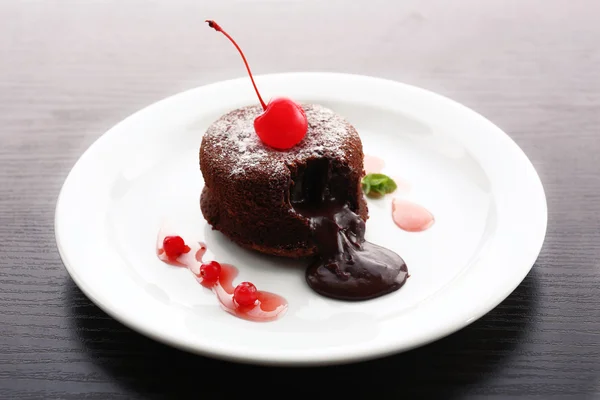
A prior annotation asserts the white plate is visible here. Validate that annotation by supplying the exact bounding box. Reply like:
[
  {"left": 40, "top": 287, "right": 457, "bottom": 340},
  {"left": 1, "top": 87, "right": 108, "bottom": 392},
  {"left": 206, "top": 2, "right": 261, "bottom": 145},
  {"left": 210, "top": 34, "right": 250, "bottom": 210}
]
[{"left": 55, "top": 72, "right": 547, "bottom": 366}]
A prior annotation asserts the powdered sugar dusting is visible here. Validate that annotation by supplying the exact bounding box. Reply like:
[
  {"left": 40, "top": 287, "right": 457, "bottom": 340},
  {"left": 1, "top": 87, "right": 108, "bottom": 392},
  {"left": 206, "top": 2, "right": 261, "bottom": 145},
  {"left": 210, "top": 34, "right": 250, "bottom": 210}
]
[{"left": 201, "top": 104, "right": 359, "bottom": 177}]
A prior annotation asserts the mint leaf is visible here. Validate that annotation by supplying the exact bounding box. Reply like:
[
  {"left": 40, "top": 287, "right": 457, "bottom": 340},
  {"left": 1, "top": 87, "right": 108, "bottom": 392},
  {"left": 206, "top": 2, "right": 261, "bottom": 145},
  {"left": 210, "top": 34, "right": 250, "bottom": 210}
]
[
  {"left": 361, "top": 180, "right": 371, "bottom": 195},
  {"left": 381, "top": 177, "right": 397, "bottom": 193},
  {"left": 361, "top": 173, "right": 397, "bottom": 198}
]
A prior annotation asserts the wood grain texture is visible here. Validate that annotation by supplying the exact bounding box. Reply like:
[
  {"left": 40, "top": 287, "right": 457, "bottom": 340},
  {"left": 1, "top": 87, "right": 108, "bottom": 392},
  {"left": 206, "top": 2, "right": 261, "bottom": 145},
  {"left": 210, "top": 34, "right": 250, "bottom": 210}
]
[{"left": 1, "top": 0, "right": 599, "bottom": 398}]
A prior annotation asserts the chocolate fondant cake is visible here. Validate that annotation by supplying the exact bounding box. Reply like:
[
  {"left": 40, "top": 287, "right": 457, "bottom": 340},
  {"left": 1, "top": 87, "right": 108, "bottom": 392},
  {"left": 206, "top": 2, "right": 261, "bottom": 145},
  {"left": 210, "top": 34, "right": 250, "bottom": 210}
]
[{"left": 200, "top": 103, "right": 368, "bottom": 258}]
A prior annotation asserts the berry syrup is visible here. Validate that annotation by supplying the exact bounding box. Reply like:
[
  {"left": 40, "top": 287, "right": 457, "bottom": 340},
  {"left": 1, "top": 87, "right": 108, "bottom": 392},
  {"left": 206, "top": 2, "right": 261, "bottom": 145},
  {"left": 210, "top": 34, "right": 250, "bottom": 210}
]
[
  {"left": 391, "top": 198, "right": 435, "bottom": 232},
  {"left": 156, "top": 228, "right": 287, "bottom": 322},
  {"left": 364, "top": 154, "right": 385, "bottom": 174}
]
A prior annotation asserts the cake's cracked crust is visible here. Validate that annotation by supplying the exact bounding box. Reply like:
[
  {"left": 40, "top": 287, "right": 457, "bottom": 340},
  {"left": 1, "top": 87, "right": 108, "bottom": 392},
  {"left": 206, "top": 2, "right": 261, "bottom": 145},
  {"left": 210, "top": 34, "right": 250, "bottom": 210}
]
[{"left": 200, "top": 104, "right": 368, "bottom": 258}]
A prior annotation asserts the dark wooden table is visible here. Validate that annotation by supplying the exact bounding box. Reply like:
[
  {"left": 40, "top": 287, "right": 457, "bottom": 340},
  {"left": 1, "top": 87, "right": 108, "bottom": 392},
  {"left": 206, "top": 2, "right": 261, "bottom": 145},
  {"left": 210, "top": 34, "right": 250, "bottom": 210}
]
[{"left": 1, "top": 0, "right": 599, "bottom": 398}]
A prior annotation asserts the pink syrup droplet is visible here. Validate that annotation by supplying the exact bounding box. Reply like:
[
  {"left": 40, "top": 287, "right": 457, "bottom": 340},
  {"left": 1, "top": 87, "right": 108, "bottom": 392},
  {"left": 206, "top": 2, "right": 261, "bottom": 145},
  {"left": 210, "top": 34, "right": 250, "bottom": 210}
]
[
  {"left": 392, "top": 198, "right": 435, "bottom": 232},
  {"left": 364, "top": 155, "right": 385, "bottom": 174}
]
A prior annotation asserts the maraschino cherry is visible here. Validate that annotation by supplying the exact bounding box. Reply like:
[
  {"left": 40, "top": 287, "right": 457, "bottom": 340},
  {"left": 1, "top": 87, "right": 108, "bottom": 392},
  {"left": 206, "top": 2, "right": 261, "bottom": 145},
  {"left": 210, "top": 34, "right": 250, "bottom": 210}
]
[{"left": 206, "top": 20, "right": 308, "bottom": 150}]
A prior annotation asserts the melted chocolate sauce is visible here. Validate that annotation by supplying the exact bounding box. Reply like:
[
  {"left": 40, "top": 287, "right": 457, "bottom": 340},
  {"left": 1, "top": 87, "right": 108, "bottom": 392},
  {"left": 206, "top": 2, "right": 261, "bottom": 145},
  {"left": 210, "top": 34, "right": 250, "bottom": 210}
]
[{"left": 291, "top": 160, "right": 408, "bottom": 301}]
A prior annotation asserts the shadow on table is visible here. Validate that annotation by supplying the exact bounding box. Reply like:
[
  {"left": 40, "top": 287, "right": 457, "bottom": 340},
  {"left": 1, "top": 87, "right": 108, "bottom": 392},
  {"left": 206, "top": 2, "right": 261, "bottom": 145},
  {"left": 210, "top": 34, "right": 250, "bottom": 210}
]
[{"left": 67, "top": 267, "right": 540, "bottom": 399}]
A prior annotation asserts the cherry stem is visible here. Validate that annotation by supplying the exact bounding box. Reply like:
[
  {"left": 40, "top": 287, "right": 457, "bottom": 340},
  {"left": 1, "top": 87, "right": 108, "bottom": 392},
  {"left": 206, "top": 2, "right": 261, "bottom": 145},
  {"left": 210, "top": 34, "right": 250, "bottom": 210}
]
[{"left": 206, "top": 20, "right": 267, "bottom": 110}]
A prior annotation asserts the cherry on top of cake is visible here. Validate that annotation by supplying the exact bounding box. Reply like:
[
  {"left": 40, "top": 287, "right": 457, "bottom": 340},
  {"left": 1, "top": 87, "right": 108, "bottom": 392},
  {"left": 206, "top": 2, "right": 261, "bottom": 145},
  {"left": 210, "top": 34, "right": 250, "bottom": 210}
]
[
  {"left": 206, "top": 20, "right": 308, "bottom": 150},
  {"left": 202, "top": 103, "right": 360, "bottom": 178}
]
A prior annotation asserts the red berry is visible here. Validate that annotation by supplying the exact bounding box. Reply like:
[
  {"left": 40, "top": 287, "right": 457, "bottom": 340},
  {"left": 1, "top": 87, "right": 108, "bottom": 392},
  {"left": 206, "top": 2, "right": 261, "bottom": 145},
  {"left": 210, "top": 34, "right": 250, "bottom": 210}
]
[
  {"left": 233, "top": 282, "right": 258, "bottom": 307},
  {"left": 162, "top": 236, "right": 191, "bottom": 259},
  {"left": 206, "top": 20, "right": 307, "bottom": 150},
  {"left": 199, "top": 261, "right": 221, "bottom": 282}
]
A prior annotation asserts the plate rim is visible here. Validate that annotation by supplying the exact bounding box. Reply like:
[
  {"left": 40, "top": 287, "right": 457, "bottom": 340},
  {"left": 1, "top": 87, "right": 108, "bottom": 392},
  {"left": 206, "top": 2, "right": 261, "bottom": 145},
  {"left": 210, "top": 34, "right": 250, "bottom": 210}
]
[{"left": 55, "top": 71, "right": 548, "bottom": 366}]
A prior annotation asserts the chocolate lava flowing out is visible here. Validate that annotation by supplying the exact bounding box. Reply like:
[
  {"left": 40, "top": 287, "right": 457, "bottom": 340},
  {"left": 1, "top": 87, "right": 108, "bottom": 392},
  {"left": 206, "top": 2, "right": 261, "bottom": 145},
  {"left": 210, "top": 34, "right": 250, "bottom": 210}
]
[{"left": 290, "top": 159, "right": 409, "bottom": 300}]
